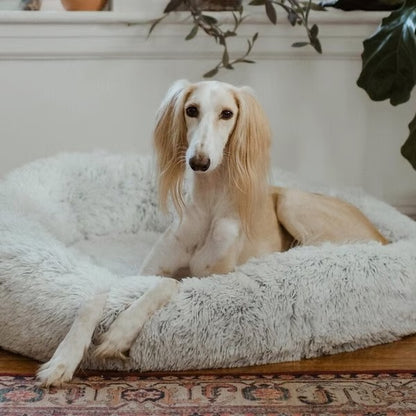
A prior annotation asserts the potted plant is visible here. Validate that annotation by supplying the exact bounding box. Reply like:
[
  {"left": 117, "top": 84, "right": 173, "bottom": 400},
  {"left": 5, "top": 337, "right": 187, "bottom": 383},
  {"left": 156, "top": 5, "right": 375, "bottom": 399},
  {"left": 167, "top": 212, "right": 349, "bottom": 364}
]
[{"left": 60, "top": 0, "right": 107, "bottom": 11}]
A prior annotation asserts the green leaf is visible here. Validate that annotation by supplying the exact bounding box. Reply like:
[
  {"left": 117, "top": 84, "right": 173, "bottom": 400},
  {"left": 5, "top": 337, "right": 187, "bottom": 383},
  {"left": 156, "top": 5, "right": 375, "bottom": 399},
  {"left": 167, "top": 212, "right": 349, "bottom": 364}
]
[
  {"left": 287, "top": 9, "right": 298, "bottom": 25},
  {"left": 253, "top": 32, "right": 259, "bottom": 42},
  {"left": 203, "top": 67, "right": 219, "bottom": 78},
  {"left": 222, "top": 48, "right": 230, "bottom": 67},
  {"left": 357, "top": 0, "right": 416, "bottom": 106},
  {"left": 185, "top": 24, "right": 198, "bottom": 40},
  {"left": 265, "top": 0, "right": 277, "bottom": 24},
  {"left": 292, "top": 41, "right": 309, "bottom": 47},
  {"left": 249, "top": 0, "right": 266, "bottom": 4},
  {"left": 163, "top": 0, "right": 183, "bottom": 13},
  {"left": 310, "top": 23, "right": 319, "bottom": 40},
  {"left": 401, "top": 112, "right": 416, "bottom": 169},
  {"left": 201, "top": 14, "right": 218, "bottom": 25},
  {"left": 242, "top": 59, "right": 256, "bottom": 63},
  {"left": 311, "top": 36, "right": 322, "bottom": 53},
  {"left": 246, "top": 38, "right": 255, "bottom": 54}
]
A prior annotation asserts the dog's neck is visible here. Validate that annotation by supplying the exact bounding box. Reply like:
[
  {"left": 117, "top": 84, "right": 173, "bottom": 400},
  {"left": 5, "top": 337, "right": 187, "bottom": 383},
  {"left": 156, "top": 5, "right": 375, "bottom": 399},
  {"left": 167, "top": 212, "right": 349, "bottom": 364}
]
[{"left": 189, "top": 163, "right": 230, "bottom": 207}]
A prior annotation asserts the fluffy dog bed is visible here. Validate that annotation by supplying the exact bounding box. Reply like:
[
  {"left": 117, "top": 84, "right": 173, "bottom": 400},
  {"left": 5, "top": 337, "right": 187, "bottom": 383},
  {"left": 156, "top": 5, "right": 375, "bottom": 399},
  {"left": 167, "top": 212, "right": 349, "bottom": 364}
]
[{"left": 0, "top": 152, "right": 415, "bottom": 371}]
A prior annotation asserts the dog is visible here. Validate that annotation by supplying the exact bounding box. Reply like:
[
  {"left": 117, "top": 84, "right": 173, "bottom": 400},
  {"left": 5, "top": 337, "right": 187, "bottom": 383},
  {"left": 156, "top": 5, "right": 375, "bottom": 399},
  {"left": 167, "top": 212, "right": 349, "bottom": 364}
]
[
  {"left": 139, "top": 80, "right": 387, "bottom": 278},
  {"left": 37, "top": 80, "right": 387, "bottom": 387}
]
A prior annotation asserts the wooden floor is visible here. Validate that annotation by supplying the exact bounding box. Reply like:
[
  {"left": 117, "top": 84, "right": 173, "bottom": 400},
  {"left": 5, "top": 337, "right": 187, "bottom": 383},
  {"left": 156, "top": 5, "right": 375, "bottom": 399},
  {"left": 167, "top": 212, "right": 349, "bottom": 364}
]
[{"left": 2, "top": 335, "right": 416, "bottom": 376}]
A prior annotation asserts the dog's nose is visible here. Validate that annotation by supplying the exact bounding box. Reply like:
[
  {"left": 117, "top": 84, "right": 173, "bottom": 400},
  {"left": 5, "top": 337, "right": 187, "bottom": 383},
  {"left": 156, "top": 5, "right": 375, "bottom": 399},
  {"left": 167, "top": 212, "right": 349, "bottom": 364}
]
[{"left": 189, "top": 155, "right": 211, "bottom": 172}]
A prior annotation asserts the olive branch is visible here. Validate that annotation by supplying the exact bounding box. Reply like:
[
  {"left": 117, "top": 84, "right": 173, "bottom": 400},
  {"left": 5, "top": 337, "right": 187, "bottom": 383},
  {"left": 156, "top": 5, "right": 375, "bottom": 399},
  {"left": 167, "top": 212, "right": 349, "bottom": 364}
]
[{"left": 149, "top": 0, "right": 325, "bottom": 78}]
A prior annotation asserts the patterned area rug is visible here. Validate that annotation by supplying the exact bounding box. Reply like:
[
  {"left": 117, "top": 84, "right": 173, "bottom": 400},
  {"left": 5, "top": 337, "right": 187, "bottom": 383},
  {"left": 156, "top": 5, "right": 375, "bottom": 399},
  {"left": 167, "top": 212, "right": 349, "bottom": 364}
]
[{"left": 1, "top": 372, "right": 416, "bottom": 415}]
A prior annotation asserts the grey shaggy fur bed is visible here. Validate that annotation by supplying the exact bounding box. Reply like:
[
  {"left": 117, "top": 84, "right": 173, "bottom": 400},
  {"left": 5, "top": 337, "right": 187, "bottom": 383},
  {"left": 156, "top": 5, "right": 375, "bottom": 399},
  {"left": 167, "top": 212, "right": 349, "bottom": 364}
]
[{"left": 0, "top": 152, "right": 415, "bottom": 371}]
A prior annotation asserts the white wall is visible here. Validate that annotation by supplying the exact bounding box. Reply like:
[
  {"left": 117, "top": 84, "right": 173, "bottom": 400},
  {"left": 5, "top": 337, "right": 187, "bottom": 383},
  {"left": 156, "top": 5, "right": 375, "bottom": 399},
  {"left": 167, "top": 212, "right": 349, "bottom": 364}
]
[{"left": 0, "top": 10, "right": 415, "bottom": 214}]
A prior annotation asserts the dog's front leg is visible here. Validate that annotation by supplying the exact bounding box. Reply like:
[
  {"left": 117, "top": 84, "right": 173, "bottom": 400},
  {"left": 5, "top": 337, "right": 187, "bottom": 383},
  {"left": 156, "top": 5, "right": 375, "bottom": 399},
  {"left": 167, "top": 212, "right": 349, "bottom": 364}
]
[
  {"left": 94, "top": 278, "right": 179, "bottom": 359},
  {"left": 37, "top": 292, "right": 108, "bottom": 387},
  {"left": 141, "top": 213, "right": 201, "bottom": 277}
]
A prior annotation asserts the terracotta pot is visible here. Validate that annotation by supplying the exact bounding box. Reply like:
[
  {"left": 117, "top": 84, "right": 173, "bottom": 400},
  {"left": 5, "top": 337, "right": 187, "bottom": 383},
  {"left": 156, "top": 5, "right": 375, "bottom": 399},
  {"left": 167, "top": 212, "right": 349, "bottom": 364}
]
[{"left": 61, "top": 0, "right": 107, "bottom": 11}]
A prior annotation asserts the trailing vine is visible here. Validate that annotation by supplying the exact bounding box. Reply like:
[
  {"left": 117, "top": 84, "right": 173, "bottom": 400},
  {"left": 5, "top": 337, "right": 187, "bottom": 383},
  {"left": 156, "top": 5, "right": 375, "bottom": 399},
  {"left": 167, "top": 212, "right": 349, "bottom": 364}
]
[{"left": 148, "top": 0, "right": 324, "bottom": 78}]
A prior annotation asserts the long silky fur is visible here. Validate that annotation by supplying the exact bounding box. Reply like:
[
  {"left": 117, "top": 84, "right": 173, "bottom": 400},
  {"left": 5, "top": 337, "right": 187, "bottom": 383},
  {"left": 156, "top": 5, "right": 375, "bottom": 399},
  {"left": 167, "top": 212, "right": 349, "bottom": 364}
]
[
  {"left": 153, "top": 81, "right": 192, "bottom": 216},
  {"left": 226, "top": 88, "right": 271, "bottom": 236}
]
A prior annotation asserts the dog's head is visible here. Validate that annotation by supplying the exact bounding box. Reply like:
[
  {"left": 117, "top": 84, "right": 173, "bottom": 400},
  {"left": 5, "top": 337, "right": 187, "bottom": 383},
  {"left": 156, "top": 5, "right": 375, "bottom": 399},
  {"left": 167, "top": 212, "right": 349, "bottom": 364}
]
[{"left": 154, "top": 80, "right": 271, "bottom": 224}]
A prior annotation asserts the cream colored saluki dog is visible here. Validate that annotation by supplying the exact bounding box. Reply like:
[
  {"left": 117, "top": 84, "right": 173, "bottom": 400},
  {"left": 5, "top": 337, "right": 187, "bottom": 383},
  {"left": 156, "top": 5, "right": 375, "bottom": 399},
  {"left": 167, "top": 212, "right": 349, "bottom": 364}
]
[{"left": 37, "top": 80, "right": 387, "bottom": 387}]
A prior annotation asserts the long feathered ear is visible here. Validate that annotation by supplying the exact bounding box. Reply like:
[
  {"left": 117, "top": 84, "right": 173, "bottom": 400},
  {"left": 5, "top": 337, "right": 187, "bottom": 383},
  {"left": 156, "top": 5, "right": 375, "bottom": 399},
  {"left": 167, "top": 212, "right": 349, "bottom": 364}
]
[
  {"left": 227, "top": 87, "right": 271, "bottom": 235},
  {"left": 153, "top": 80, "right": 191, "bottom": 215}
]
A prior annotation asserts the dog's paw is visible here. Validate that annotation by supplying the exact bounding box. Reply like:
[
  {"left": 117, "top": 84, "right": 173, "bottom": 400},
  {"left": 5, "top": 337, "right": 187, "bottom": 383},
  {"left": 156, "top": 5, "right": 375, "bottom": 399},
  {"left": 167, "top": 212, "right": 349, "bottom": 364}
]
[
  {"left": 94, "top": 278, "right": 179, "bottom": 360},
  {"left": 94, "top": 326, "right": 133, "bottom": 360},
  {"left": 94, "top": 312, "right": 141, "bottom": 360},
  {"left": 37, "top": 358, "right": 76, "bottom": 387}
]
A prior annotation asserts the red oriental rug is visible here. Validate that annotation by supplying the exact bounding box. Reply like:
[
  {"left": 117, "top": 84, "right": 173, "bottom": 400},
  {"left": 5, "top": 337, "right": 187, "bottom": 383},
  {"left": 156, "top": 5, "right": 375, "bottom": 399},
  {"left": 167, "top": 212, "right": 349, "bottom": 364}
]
[{"left": 1, "top": 371, "right": 416, "bottom": 415}]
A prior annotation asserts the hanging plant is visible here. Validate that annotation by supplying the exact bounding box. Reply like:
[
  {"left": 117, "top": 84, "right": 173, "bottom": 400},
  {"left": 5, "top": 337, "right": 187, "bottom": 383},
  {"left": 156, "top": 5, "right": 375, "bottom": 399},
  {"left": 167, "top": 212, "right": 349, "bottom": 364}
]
[{"left": 149, "top": 0, "right": 324, "bottom": 78}]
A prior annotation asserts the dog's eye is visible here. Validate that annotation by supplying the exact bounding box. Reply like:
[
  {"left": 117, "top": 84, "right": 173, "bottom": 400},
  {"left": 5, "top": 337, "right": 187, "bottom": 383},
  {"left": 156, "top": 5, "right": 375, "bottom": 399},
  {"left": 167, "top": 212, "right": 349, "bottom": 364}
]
[
  {"left": 220, "top": 110, "right": 233, "bottom": 120},
  {"left": 186, "top": 106, "right": 199, "bottom": 118}
]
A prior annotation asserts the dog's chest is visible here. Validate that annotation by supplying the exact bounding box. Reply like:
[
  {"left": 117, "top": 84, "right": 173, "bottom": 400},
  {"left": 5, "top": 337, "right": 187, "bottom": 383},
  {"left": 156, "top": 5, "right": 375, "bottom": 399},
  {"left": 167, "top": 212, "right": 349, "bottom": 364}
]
[{"left": 188, "top": 198, "right": 239, "bottom": 251}]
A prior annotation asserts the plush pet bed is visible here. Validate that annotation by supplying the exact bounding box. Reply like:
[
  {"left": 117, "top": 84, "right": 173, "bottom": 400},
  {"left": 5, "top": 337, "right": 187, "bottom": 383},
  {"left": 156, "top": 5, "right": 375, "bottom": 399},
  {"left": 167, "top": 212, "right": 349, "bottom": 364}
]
[{"left": 0, "top": 152, "right": 415, "bottom": 371}]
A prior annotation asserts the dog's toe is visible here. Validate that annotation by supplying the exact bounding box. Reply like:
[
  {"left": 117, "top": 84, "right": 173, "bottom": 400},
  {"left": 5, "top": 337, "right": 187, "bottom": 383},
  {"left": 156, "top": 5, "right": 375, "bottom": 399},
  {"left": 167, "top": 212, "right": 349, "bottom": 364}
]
[{"left": 37, "top": 360, "right": 74, "bottom": 387}]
